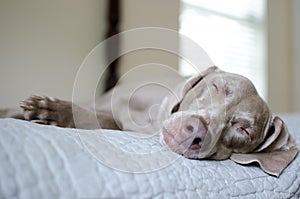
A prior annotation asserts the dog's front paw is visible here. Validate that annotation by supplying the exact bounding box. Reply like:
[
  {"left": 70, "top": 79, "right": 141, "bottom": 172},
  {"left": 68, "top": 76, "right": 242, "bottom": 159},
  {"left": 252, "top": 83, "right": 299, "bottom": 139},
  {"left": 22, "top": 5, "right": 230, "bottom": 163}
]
[{"left": 20, "top": 95, "right": 74, "bottom": 128}]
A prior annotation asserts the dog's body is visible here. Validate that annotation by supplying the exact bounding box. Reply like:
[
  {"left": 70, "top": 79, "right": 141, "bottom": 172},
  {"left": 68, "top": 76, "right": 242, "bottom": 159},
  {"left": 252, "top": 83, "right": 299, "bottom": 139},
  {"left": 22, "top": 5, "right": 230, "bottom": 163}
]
[{"left": 0, "top": 66, "right": 298, "bottom": 176}]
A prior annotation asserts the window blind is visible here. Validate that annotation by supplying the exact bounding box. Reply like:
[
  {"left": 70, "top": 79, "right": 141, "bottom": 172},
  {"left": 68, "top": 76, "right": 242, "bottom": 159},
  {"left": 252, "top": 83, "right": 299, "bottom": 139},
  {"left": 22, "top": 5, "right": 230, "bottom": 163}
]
[{"left": 179, "top": 0, "right": 267, "bottom": 99}]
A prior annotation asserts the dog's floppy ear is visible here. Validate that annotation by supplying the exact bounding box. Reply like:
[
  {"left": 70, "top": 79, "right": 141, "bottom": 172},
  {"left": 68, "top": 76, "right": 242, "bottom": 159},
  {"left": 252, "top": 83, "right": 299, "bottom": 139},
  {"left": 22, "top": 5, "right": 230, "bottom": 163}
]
[
  {"left": 159, "top": 66, "right": 220, "bottom": 117},
  {"left": 230, "top": 116, "right": 298, "bottom": 177}
]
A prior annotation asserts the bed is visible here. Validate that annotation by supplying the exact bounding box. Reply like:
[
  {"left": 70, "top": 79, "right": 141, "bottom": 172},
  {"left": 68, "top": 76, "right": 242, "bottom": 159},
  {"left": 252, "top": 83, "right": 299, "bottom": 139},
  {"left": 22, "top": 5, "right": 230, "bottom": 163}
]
[
  {"left": 2, "top": 0, "right": 299, "bottom": 197},
  {"left": 0, "top": 113, "right": 299, "bottom": 198}
]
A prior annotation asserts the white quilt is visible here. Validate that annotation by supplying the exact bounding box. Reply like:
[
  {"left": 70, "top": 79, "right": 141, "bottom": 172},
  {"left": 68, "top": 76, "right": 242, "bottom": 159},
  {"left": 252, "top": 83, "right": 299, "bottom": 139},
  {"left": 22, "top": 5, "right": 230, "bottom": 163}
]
[{"left": 0, "top": 114, "right": 299, "bottom": 198}]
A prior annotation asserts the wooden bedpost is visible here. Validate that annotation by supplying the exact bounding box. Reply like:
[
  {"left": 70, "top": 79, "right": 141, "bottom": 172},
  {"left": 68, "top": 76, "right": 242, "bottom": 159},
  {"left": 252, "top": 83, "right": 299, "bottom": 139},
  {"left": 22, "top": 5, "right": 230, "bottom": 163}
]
[{"left": 105, "top": 0, "right": 120, "bottom": 91}]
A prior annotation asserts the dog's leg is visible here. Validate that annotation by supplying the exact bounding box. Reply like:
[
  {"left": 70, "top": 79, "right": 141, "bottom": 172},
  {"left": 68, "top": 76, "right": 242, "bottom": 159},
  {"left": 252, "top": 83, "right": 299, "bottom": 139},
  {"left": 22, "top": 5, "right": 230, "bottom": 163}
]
[
  {"left": 20, "top": 95, "right": 119, "bottom": 129},
  {"left": 0, "top": 108, "right": 24, "bottom": 119},
  {"left": 20, "top": 95, "right": 75, "bottom": 127}
]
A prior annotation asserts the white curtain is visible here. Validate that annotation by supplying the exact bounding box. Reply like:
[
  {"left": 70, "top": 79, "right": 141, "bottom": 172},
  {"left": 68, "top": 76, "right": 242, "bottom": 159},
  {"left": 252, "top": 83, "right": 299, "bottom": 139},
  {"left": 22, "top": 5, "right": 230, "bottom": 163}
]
[{"left": 180, "top": 0, "right": 267, "bottom": 99}]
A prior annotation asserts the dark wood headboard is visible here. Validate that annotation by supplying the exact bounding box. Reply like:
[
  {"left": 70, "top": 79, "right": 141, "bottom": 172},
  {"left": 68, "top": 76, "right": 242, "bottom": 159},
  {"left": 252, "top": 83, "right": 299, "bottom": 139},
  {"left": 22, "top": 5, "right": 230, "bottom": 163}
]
[{"left": 105, "top": 0, "right": 120, "bottom": 91}]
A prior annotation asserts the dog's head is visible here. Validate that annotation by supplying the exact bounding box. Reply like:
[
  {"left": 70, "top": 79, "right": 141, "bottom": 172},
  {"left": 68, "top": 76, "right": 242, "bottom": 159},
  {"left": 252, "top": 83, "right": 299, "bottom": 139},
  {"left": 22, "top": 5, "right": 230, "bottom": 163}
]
[{"left": 160, "top": 66, "right": 298, "bottom": 176}]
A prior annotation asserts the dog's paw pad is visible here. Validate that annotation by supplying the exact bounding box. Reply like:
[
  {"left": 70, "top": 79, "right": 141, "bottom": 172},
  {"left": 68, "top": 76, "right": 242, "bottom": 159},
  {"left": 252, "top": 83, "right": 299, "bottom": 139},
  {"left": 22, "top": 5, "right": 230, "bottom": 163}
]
[
  {"left": 20, "top": 95, "right": 58, "bottom": 122},
  {"left": 19, "top": 101, "right": 34, "bottom": 111},
  {"left": 19, "top": 95, "right": 74, "bottom": 128}
]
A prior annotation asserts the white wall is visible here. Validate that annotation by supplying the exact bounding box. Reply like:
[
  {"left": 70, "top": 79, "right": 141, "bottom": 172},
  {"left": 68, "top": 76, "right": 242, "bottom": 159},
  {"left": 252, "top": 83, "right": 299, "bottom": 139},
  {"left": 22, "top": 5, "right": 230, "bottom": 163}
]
[
  {"left": 118, "top": 0, "right": 180, "bottom": 82},
  {"left": 0, "top": 0, "right": 107, "bottom": 108}
]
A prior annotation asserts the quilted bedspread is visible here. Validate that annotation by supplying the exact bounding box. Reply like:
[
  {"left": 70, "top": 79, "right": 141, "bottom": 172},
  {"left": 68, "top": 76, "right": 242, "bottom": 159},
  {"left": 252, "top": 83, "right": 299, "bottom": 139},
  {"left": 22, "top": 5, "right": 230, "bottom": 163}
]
[{"left": 0, "top": 114, "right": 299, "bottom": 198}]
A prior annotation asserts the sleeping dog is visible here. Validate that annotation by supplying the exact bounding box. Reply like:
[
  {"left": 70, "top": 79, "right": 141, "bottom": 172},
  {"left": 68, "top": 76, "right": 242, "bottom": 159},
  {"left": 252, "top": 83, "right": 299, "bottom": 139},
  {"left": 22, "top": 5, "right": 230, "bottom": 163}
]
[{"left": 0, "top": 66, "right": 298, "bottom": 176}]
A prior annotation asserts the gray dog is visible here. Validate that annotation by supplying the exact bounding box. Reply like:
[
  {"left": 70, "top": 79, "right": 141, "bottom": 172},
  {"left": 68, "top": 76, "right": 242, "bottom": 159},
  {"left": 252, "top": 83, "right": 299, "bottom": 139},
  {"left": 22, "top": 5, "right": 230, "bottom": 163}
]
[{"left": 0, "top": 66, "right": 298, "bottom": 176}]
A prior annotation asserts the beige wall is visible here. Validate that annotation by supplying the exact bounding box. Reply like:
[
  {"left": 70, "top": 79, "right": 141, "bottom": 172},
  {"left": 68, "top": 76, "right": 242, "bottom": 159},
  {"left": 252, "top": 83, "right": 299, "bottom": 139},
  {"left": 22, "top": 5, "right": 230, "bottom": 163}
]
[
  {"left": 1, "top": 0, "right": 298, "bottom": 113},
  {"left": 267, "top": 0, "right": 294, "bottom": 113},
  {"left": 293, "top": 0, "right": 300, "bottom": 112},
  {"left": 0, "top": 0, "right": 107, "bottom": 108},
  {"left": 118, "top": 0, "right": 180, "bottom": 82}
]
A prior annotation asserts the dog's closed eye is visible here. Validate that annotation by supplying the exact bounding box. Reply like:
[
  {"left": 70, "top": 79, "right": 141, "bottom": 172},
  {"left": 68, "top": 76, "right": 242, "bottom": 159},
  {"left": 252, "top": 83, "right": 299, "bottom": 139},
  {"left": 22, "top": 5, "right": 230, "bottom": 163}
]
[
  {"left": 212, "top": 83, "right": 219, "bottom": 93},
  {"left": 231, "top": 118, "right": 253, "bottom": 138},
  {"left": 171, "top": 103, "right": 180, "bottom": 113},
  {"left": 237, "top": 126, "right": 251, "bottom": 137}
]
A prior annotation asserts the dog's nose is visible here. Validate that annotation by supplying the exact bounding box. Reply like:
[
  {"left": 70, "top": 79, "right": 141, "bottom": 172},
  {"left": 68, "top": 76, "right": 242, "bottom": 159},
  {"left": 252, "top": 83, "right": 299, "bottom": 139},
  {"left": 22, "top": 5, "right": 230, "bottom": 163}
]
[
  {"left": 184, "top": 115, "right": 207, "bottom": 135},
  {"left": 180, "top": 115, "right": 208, "bottom": 152}
]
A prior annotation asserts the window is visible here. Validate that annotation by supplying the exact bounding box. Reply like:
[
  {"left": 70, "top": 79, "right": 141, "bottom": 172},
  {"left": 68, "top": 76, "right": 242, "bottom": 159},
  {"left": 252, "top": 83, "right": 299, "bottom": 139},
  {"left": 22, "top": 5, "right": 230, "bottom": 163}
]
[{"left": 180, "top": 0, "right": 267, "bottom": 99}]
